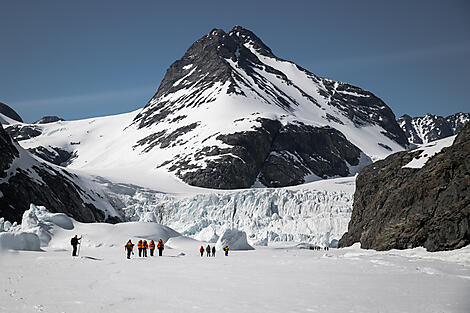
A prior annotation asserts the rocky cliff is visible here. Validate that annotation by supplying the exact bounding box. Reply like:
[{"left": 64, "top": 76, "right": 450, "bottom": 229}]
[{"left": 339, "top": 123, "right": 470, "bottom": 251}]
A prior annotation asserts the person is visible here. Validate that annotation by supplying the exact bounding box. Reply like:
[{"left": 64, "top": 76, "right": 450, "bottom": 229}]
[
  {"left": 70, "top": 235, "right": 81, "bottom": 256},
  {"left": 223, "top": 245, "right": 229, "bottom": 256},
  {"left": 157, "top": 239, "right": 164, "bottom": 256},
  {"left": 124, "top": 240, "right": 134, "bottom": 259},
  {"left": 206, "top": 245, "right": 211, "bottom": 257},
  {"left": 211, "top": 246, "right": 216, "bottom": 257},
  {"left": 149, "top": 240, "right": 155, "bottom": 256},
  {"left": 137, "top": 240, "right": 143, "bottom": 257},
  {"left": 142, "top": 240, "right": 148, "bottom": 257},
  {"left": 199, "top": 245, "right": 204, "bottom": 257}
]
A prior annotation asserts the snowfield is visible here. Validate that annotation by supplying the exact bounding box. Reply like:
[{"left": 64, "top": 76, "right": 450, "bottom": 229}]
[{"left": 1, "top": 206, "right": 470, "bottom": 313}]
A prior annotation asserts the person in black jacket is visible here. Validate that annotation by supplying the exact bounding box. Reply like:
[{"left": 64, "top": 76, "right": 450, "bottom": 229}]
[
  {"left": 211, "top": 246, "right": 216, "bottom": 257},
  {"left": 70, "top": 235, "right": 81, "bottom": 256}
]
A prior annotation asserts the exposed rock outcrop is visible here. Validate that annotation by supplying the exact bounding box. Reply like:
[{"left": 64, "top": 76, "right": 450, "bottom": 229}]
[
  {"left": 339, "top": 123, "right": 470, "bottom": 251},
  {"left": 33, "top": 116, "right": 64, "bottom": 124},
  {"left": 0, "top": 102, "right": 23, "bottom": 123}
]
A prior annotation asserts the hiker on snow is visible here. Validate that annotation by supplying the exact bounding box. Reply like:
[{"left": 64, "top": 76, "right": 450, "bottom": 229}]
[
  {"left": 211, "top": 246, "right": 216, "bottom": 257},
  {"left": 223, "top": 245, "right": 229, "bottom": 256},
  {"left": 71, "top": 235, "right": 81, "bottom": 256},
  {"left": 125, "top": 240, "right": 134, "bottom": 259},
  {"left": 143, "top": 240, "right": 148, "bottom": 257},
  {"left": 137, "top": 240, "right": 143, "bottom": 257},
  {"left": 206, "top": 245, "right": 211, "bottom": 257},
  {"left": 199, "top": 245, "right": 204, "bottom": 257},
  {"left": 157, "top": 239, "right": 164, "bottom": 256},
  {"left": 149, "top": 240, "right": 156, "bottom": 256}
]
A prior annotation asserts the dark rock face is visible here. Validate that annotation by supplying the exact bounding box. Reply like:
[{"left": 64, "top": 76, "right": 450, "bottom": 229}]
[
  {"left": 27, "top": 146, "right": 74, "bottom": 166},
  {"left": 170, "top": 119, "right": 364, "bottom": 189},
  {"left": 339, "top": 123, "right": 470, "bottom": 251},
  {"left": 398, "top": 112, "right": 469, "bottom": 144},
  {"left": 33, "top": 116, "right": 64, "bottom": 124},
  {"left": 4, "top": 124, "right": 42, "bottom": 141},
  {"left": 0, "top": 124, "right": 116, "bottom": 224},
  {"left": 0, "top": 102, "right": 23, "bottom": 122},
  {"left": 259, "top": 123, "right": 364, "bottom": 187}
]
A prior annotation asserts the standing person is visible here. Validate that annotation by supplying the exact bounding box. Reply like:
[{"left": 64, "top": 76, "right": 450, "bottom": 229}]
[
  {"left": 157, "top": 239, "right": 164, "bottom": 256},
  {"left": 223, "top": 245, "right": 229, "bottom": 256},
  {"left": 149, "top": 240, "right": 155, "bottom": 256},
  {"left": 124, "top": 240, "right": 134, "bottom": 259},
  {"left": 199, "top": 245, "right": 204, "bottom": 257},
  {"left": 211, "top": 246, "right": 216, "bottom": 257},
  {"left": 70, "top": 235, "right": 81, "bottom": 257},
  {"left": 206, "top": 245, "right": 211, "bottom": 257},
  {"left": 142, "top": 240, "right": 148, "bottom": 257},
  {"left": 137, "top": 240, "right": 143, "bottom": 257}
]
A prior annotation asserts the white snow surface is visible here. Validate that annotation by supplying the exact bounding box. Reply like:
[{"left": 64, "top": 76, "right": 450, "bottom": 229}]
[
  {"left": 1, "top": 240, "right": 469, "bottom": 312},
  {"left": 1, "top": 204, "right": 469, "bottom": 313},
  {"left": 403, "top": 135, "right": 456, "bottom": 169}
]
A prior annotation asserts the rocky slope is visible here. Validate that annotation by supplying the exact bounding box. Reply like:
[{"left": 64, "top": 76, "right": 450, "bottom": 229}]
[
  {"left": 0, "top": 123, "right": 119, "bottom": 223},
  {"left": 0, "top": 101, "right": 23, "bottom": 123},
  {"left": 398, "top": 112, "right": 469, "bottom": 144},
  {"left": 339, "top": 123, "right": 470, "bottom": 251}
]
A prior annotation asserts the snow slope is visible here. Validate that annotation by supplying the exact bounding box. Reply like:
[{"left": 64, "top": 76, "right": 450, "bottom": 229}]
[{"left": 403, "top": 135, "right": 456, "bottom": 169}]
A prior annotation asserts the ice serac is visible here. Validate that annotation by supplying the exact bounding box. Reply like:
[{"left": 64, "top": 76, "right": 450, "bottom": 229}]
[
  {"left": 131, "top": 26, "right": 407, "bottom": 189},
  {"left": 339, "top": 123, "right": 470, "bottom": 252},
  {"left": 0, "top": 124, "right": 119, "bottom": 224},
  {"left": 398, "top": 112, "right": 469, "bottom": 144}
]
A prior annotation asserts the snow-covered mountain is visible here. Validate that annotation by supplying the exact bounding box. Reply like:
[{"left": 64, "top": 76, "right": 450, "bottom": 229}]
[
  {"left": 398, "top": 112, "right": 469, "bottom": 144},
  {"left": 5, "top": 26, "right": 408, "bottom": 190},
  {"left": 0, "top": 123, "right": 119, "bottom": 223}
]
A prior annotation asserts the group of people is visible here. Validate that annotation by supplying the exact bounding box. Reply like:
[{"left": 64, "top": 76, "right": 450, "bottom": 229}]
[
  {"left": 309, "top": 245, "right": 329, "bottom": 251},
  {"left": 199, "top": 245, "right": 230, "bottom": 257},
  {"left": 124, "top": 239, "right": 164, "bottom": 259},
  {"left": 71, "top": 234, "right": 231, "bottom": 259}
]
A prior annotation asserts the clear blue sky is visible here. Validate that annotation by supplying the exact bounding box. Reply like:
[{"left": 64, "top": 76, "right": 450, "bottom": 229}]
[{"left": 1, "top": 0, "right": 469, "bottom": 123}]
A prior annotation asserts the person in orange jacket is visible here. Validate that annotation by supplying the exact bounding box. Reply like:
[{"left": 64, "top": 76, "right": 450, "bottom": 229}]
[
  {"left": 199, "top": 245, "right": 204, "bottom": 257},
  {"left": 137, "top": 240, "right": 143, "bottom": 257},
  {"left": 124, "top": 240, "right": 134, "bottom": 259},
  {"left": 149, "top": 240, "right": 156, "bottom": 256},
  {"left": 142, "top": 240, "right": 148, "bottom": 257},
  {"left": 157, "top": 239, "right": 164, "bottom": 256}
]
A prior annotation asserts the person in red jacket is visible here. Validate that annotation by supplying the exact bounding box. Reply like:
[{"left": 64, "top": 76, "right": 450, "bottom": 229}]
[
  {"left": 157, "top": 239, "right": 164, "bottom": 256},
  {"left": 199, "top": 245, "right": 204, "bottom": 257}
]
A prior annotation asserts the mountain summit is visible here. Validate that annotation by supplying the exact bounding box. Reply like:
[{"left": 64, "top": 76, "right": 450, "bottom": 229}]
[
  {"left": 3, "top": 26, "right": 409, "bottom": 190},
  {"left": 130, "top": 26, "right": 407, "bottom": 188}
]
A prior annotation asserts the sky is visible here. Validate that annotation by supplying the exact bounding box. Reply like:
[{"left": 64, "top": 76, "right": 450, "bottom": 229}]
[{"left": 0, "top": 0, "right": 469, "bottom": 123}]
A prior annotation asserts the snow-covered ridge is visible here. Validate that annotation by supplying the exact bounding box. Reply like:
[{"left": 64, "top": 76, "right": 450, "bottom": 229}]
[{"left": 398, "top": 112, "right": 469, "bottom": 145}]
